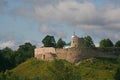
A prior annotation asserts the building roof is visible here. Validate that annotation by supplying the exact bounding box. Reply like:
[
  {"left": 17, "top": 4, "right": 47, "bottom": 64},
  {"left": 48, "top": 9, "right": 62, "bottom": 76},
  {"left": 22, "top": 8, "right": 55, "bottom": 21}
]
[
  {"left": 71, "top": 32, "right": 77, "bottom": 38},
  {"left": 64, "top": 42, "right": 71, "bottom": 47}
]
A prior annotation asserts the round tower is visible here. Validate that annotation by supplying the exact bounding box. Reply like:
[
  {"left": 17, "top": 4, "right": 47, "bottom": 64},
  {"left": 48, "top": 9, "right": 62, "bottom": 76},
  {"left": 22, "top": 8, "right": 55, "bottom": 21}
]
[{"left": 71, "top": 33, "right": 79, "bottom": 47}]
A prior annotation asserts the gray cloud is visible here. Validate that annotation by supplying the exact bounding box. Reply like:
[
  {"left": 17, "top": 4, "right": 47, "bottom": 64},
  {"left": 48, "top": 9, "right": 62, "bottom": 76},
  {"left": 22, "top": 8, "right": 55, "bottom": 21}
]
[
  {"left": 40, "top": 24, "right": 67, "bottom": 38},
  {"left": 10, "top": 0, "right": 120, "bottom": 42},
  {"left": 16, "top": 0, "right": 72, "bottom": 6},
  {"left": 0, "top": 40, "right": 16, "bottom": 49},
  {"left": 109, "top": 0, "right": 120, "bottom": 3},
  {"left": 0, "top": 0, "right": 7, "bottom": 6},
  {"left": 0, "top": 33, "right": 38, "bottom": 50},
  {"left": 0, "top": 0, "right": 7, "bottom": 13},
  {"left": 0, "top": 33, "right": 16, "bottom": 49}
]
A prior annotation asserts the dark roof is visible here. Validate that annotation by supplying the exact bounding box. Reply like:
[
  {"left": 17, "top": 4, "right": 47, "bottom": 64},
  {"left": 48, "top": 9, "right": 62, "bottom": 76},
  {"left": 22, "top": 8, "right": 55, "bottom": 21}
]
[{"left": 64, "top": 42, "right": 71, "bottom": 47}]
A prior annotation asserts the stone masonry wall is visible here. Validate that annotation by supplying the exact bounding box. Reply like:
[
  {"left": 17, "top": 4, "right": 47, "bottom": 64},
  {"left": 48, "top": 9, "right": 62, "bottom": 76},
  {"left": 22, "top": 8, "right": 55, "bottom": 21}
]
[
  {"left": 56, "top": 48, "right": 96, "bottom": 62},
  {"left": 34, "top": 47, "right": 56, "bottom": 60},
  {"left": 94, "top": 48, "right": 120, "bottom": 58},
  {"left": 56, "top": 48, "right": 81, "bottom": 62},
  {"left": 34, "top": 47, "right": 120, "bottom": 63}
]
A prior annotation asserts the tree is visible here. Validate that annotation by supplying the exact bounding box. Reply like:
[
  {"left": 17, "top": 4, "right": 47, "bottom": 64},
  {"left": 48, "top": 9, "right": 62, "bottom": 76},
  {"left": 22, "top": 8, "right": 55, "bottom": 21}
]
[
  {"left": 100, "top": 39, "right": 114, "bottom": 48},
  {"left": 42, "top": 35, "right": 56, "bottom": 47},
  {"left": 15, "top": 42, "right": 36, "bottom": 65},
  {"left": 83, "top": 36, "right": 95, "bottom": 48},
  {"left": 0, "top": 47, "right": 15, "bottom": 72},
  {"left": 115, "top": 40, "right": 120, "bottom": 47},
  {"left": 0, "top": 42, "right": 36, "bottom": 72},
  {"left": 115, "top": 67, "right": 120, "bottom": 80},
  {"left": 56, "top": 38, "right": 66, "bottom": 48},
  {"left": 114, "top": 56, "right": 120, "bottom": 80}
]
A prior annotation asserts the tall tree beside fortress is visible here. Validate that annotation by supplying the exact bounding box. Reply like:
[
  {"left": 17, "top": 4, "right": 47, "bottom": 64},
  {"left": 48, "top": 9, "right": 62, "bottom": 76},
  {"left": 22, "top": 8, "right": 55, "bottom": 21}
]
[
  {"left": 56, "top": 38, "right": 66, "bottom": 48},
  {"left": 100, "top": 39, "right": 114, "bottom": 48},
  {"left": 83, "top": 36, "right": 95, "bottom": 48},
  {"left": 115, "top": 40, "right": 120, "bottom": 47},
  {"left": 42, "top": 35, "right": 56, "bottom": 47},
  {"left": 15, "top": 42, "right": 36, "bottom": 65}
]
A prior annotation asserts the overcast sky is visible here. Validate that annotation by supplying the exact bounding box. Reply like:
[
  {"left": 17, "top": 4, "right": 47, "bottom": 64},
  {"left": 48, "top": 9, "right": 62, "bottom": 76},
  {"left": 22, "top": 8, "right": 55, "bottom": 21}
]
[{"left": 0, "top": 0, "right": 120, "bottom": 49}]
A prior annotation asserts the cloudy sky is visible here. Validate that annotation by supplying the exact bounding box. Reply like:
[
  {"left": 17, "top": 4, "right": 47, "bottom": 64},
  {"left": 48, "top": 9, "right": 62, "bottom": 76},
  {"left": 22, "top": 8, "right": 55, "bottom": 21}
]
[{"left": 0, "top": 0, "right": 120, "bottom": 49}]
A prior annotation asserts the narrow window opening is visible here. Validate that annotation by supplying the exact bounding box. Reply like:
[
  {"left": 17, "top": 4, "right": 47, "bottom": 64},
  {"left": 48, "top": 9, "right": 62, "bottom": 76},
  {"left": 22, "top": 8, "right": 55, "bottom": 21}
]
[{"left": 43, "top": 55, "right": 45, "bottom": 60}]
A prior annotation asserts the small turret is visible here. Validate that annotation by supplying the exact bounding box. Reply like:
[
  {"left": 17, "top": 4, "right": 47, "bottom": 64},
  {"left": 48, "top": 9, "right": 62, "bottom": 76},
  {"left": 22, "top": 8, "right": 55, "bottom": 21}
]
[
  {"left": 71, "top": 32, "right": 77, "bottom": 38},
  {"left": 71, "top": 32, "right": 79, "bottom": 47},
  {"left": 71, "top": 32, "right": 84, "bottom": 48}
]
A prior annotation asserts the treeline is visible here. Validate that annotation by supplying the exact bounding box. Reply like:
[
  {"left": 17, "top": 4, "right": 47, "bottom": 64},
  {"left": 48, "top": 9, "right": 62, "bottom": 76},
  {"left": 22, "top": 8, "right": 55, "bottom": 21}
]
[
  {"left": 42, "top": 35, "right": 120, "bottom": 48},
  {"left": 99, "top": 39, "right": 120, "bottom": 48},
  {"left": 0, "top": 42, "right": 36, "bottom": 72},
  {"left": 42, "top": 35, "right": 66, "bottom": 48},
  {"left": 42, "top": 35, "right": 96, "bottom": 48}
]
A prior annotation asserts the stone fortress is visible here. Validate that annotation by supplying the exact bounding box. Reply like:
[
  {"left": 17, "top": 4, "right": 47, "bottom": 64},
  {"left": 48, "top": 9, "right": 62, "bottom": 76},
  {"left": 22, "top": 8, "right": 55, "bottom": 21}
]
[{"left": 34, "top": 34, "right": 120, "bottom": 63}]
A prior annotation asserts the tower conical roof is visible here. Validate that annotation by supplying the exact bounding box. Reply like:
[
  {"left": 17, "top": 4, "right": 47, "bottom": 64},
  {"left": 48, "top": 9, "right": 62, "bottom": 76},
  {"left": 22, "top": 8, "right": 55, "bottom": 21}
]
[{"left": 71, "top": 32, "right": 77, "bottom": 38}]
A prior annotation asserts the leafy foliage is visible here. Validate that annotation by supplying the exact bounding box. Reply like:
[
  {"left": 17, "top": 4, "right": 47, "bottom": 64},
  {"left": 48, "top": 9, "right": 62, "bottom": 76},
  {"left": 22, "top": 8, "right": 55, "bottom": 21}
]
[
  {"left": 14, "top": 42, "right": 36, "bottom": 65},
  {"left": 114, "top": 68, "right": 120, "bottom": 80},
  {"left": 100, "top": 39, "right": 114, "bottom": 48},
  {"left": 115, "top": 40, "right": 120, "bottom": 47},
  {"left": 83, "top": 36, "right": 95, "bottom": 48},
  {"left": 42, "top": 35, "right": 56, "bottom": 47},
  {"left": 56, "top": 38, "right": 66, "bottom": 48},
  {"left": 114, "top": 56, "right": 120, "bottom": 80},
  {"left": 0, "top": 42, "right": 36, "bottom": 72},
  {"left": 0, "top": 47, "right": 15, "bottom": 72}
]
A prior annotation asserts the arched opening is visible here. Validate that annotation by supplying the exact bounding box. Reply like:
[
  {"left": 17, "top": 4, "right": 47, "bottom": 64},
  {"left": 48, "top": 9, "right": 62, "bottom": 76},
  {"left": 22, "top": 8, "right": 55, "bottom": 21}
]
[{"left": 42, "top": 55, "right": 45, "bottom": 60}]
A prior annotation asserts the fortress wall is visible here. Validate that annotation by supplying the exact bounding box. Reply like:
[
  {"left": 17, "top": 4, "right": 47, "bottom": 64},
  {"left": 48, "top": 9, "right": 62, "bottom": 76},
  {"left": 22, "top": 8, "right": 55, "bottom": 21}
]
[
  {"left": 64, "top": 48, "right": 81, "bottom": 62},
  {"left": 56, "top": 48, "right": 96, "bottom": 62},
  {"left": 79, "top": 48, "right": 120, "bottom": 59},
  {"left": 34, "top": 47, "right": 120, "bottom": 63},
  {"left": 42, "top": 53, "right": 56, "bottom": 61},
  {"left": 35, "top": 47, "right": 56, "bottom": 55},
  {"left": 78, "top": 38, "right": 84, "bottom": 47},
  {"left": 34, "top": 47, "right": 56, "bottom": 60},
  {"left": 94, "top": 48, "right": 120, "bottom": 58},
  {"left": 56, "top": 48, "right": 120, "bottom": 62},
  {"left": 78, "top": 48, "right": 120, "bottom": 59},
  {"left": 55, "top": 48, "right": 68, "bottom": 60},
  {"left": 35, "top": 54, "right": 42, "bottom": 59},
  {"left": 57, "top": 48, "right": 97, "bottom": 62},
  {"left": 80, "top": 48, "right": 96, "bottom": 59},
  {"left": 35, "top": 53, "right": 56, "bottom": 61}
]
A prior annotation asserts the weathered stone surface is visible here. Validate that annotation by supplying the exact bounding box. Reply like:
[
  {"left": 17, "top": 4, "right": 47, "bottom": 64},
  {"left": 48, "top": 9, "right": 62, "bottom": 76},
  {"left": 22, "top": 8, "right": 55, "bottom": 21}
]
[{"left": 34, "top": 47, "right": 120, "bottom": 63}]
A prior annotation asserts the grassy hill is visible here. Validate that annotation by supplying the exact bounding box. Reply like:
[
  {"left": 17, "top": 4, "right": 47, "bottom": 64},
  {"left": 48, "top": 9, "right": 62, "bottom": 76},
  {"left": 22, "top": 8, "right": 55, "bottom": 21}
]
[{"left": 11, "top": 57, "right": 117, "bottom": 80}]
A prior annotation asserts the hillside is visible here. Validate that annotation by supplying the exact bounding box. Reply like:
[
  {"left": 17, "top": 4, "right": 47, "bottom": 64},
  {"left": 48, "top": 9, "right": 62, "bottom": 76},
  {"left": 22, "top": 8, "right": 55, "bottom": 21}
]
[{"left": 11, "top": 58, "right": 117, "bottom": 80}]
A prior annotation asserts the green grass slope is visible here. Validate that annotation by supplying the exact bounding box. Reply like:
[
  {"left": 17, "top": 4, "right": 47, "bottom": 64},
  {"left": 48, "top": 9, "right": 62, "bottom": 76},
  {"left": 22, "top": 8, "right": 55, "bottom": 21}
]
[
  {"left": 77, "top": 57, "right": 117, "bottom": 80},
  {"left": 12, "top": 58, "right": 117, "bottom": 80}
]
